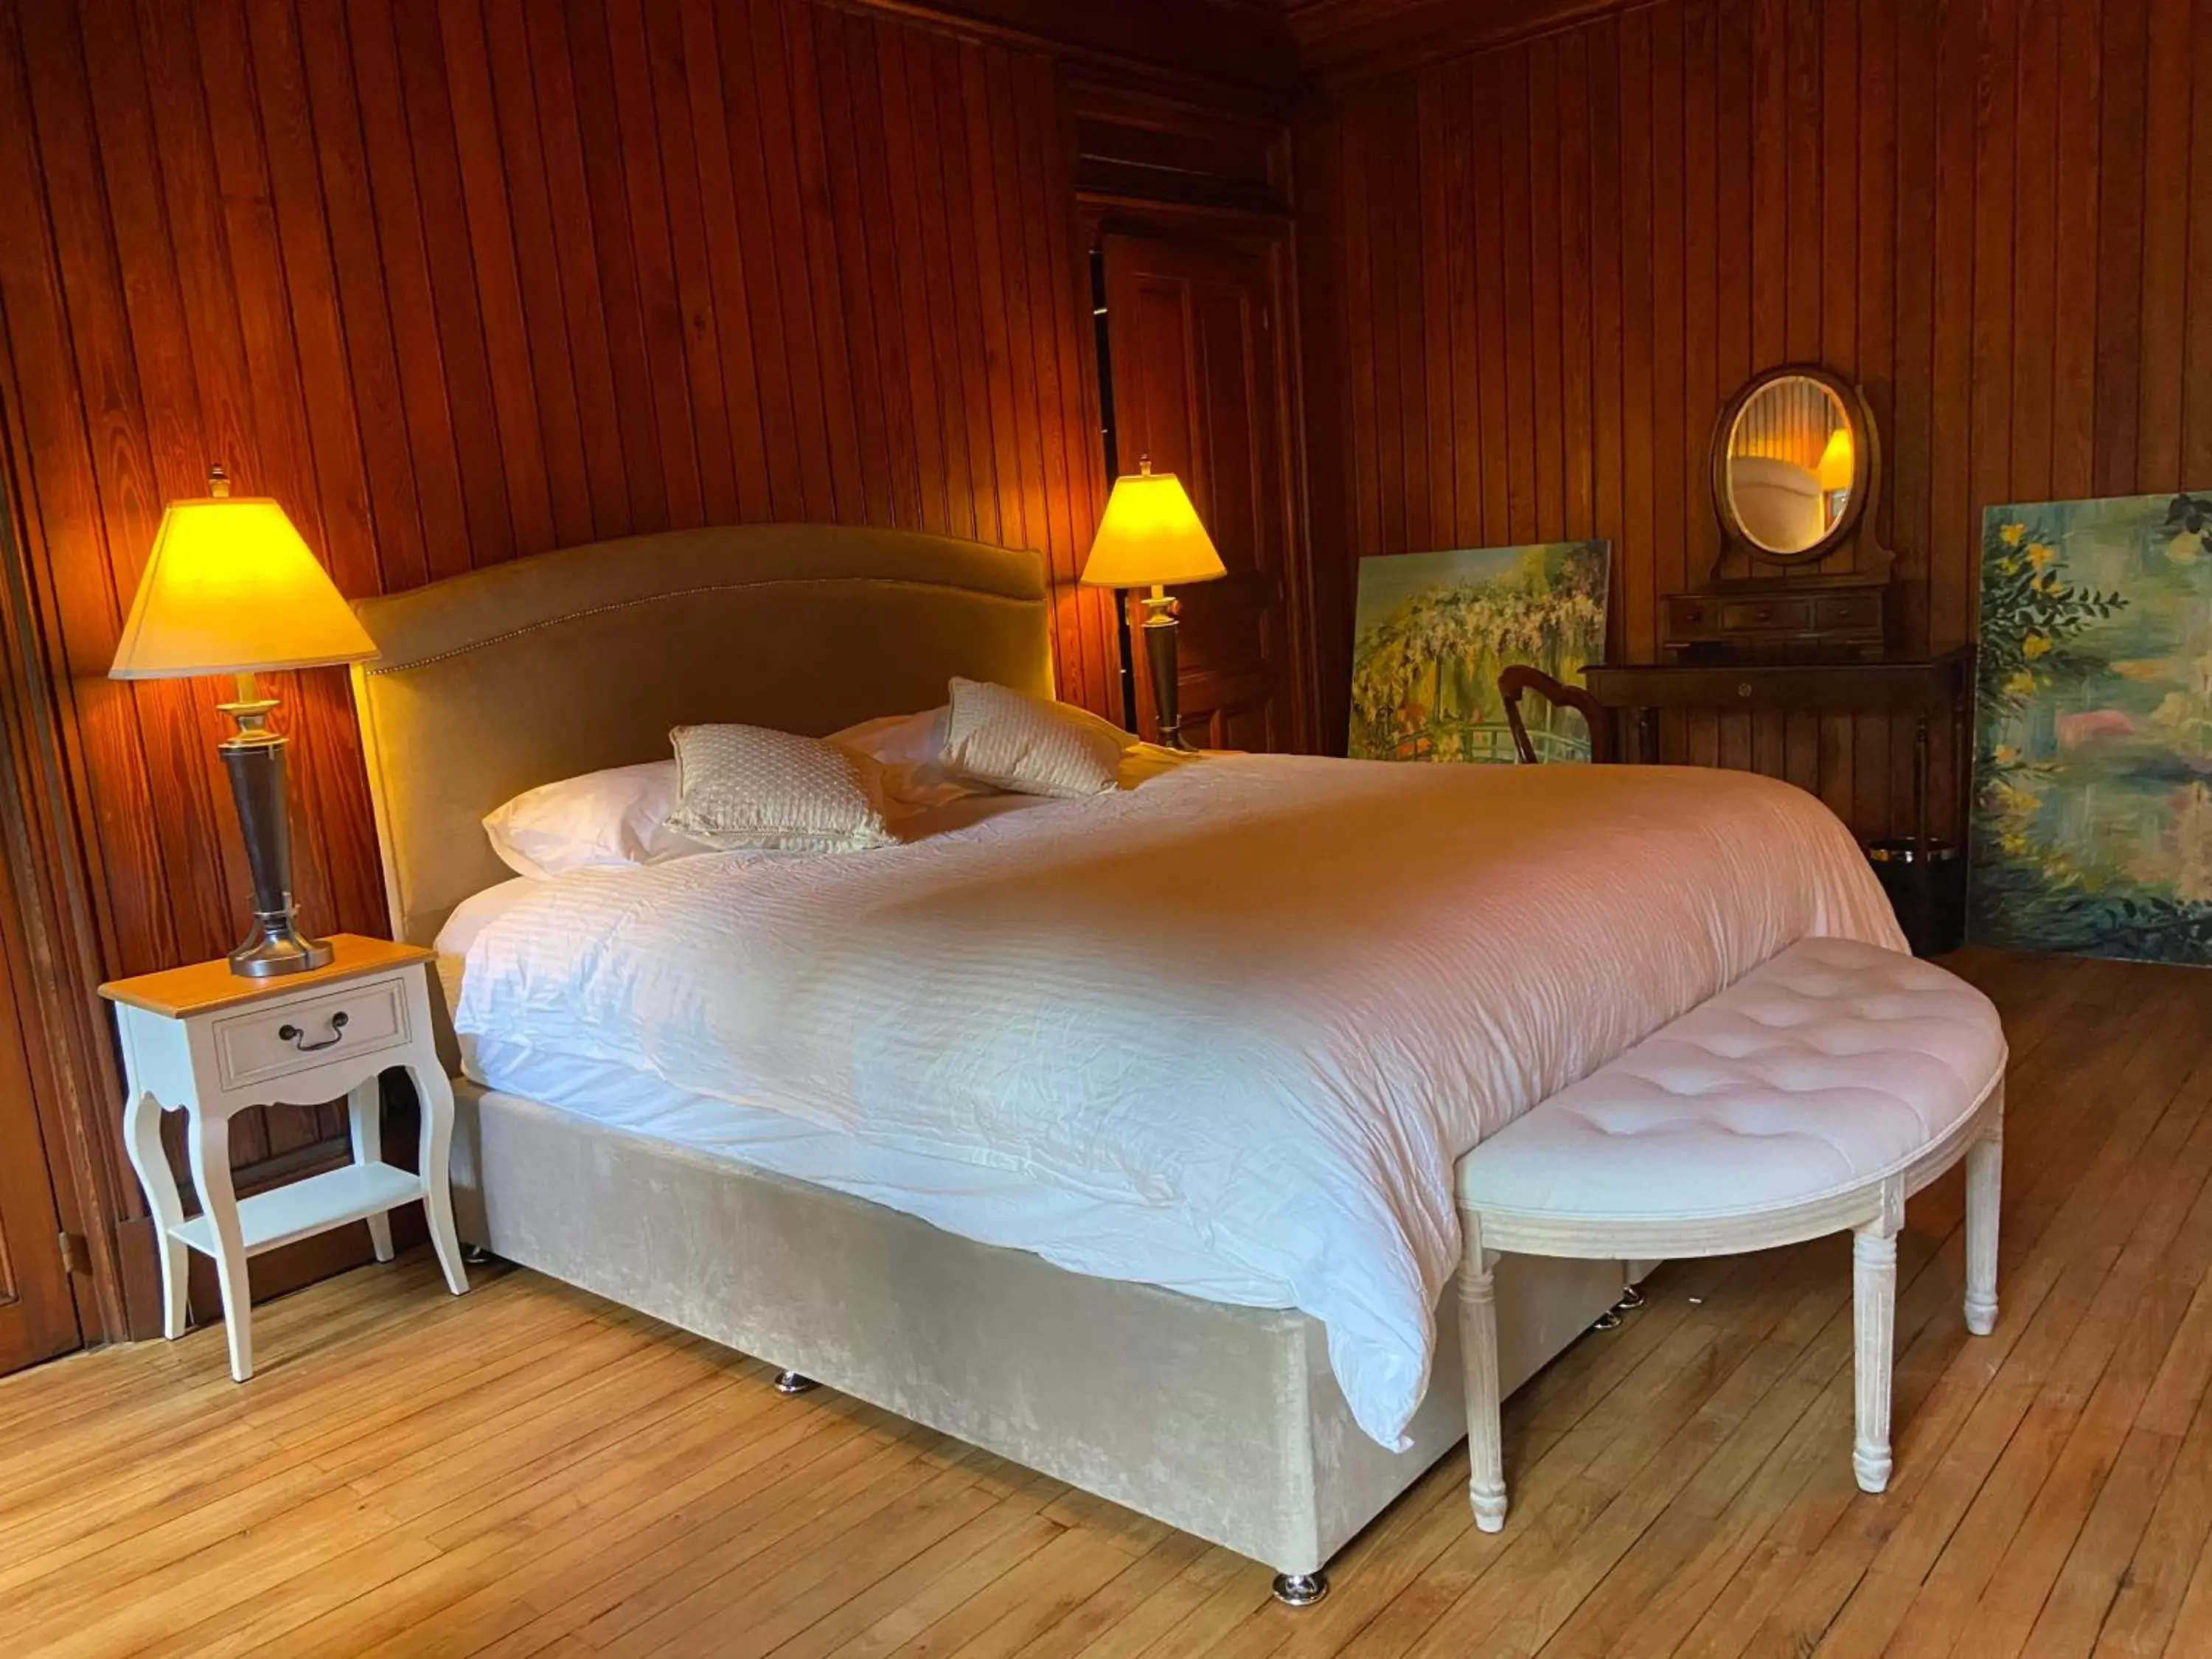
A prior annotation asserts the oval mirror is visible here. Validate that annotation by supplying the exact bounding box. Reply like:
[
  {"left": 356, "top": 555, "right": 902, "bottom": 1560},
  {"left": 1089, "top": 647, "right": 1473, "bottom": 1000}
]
[{"left": 1714, "top": 368, "right": 1871, "bottom": 564}]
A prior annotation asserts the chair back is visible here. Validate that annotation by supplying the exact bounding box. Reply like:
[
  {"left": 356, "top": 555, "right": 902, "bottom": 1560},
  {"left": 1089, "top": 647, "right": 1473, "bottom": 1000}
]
[{"left": 1498, "top": 666, "right": 1613, "bottom": 765}]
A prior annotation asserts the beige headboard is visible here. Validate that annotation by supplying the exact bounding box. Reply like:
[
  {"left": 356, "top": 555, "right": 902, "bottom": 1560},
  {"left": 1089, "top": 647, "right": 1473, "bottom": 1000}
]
[{"left": 350, "top": 523, "right": 1054, "bottom": 947}]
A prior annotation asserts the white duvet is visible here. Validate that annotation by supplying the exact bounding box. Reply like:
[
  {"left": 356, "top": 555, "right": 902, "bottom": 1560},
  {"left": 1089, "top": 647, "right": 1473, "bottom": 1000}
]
[{"left": 455, "top": 755, "right": 1902, "bottom": 1447}]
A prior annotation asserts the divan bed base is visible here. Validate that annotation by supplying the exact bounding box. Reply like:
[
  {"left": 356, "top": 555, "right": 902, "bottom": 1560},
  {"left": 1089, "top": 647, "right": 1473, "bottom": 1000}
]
[{"left": 448, "top": 1083, "right": 1635, "bottom": 1582}]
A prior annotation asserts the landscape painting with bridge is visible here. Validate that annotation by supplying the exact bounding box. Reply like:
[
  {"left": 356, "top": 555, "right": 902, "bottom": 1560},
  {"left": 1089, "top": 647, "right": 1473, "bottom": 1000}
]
[{"left": 1349, "top": 540, "right": 1611, "bottom": 765}]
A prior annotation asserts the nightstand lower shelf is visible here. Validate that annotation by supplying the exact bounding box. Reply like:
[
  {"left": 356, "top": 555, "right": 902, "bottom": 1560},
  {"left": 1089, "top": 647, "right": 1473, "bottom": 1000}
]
[{"left": 170, "top": 1163, "right": 425, "bottom": 1259}]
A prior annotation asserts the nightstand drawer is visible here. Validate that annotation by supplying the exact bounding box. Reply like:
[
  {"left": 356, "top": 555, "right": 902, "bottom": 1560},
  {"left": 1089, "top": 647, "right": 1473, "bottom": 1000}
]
[{"left": 211, "top": 976, "right": 410, "bottom": 1091}]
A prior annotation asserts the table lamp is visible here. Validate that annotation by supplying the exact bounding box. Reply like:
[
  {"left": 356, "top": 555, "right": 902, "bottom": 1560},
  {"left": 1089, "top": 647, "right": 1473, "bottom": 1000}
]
[
  {"left": 1079, "top": 460, "right": 1226, "bottom": 750},
  {"left": 109, "top": 467, "right": 377, "bottom": 977}
]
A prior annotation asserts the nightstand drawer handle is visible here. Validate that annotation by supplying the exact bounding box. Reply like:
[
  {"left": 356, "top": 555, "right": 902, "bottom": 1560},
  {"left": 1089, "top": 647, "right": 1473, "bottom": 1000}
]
[{"left": 275, "top": 1010, "right": 349, "bottom": 1052}]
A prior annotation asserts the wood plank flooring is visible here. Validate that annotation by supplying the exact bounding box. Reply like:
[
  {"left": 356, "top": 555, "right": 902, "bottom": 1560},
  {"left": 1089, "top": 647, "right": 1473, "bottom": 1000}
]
[{"left": 7, "top": 949, "right": 2212, "bottom": 1657}]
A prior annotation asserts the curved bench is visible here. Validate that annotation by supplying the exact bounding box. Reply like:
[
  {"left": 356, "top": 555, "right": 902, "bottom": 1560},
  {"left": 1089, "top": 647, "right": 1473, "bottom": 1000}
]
[{"left": 1454, "top": 938, "right": 2007, "bottom": 1531}]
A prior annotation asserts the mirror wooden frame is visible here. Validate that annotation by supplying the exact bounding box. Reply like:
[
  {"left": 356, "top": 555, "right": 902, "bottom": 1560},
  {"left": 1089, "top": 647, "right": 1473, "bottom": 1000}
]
[{"left": 1709, "top": 364, "right": 1882, "bottom": 570}]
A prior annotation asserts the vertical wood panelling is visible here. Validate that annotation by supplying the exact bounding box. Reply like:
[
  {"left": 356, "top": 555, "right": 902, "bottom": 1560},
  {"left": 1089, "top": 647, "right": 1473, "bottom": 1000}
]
[
  {"left": 2185, "top": 0, "right": 2212, "bottom": 485},
  {"left": 0, "top": 0, "right": 1121, "bottom": 1006},
  {"left": 1301, "top": 0, "right": 2196, "bottom": 844}
]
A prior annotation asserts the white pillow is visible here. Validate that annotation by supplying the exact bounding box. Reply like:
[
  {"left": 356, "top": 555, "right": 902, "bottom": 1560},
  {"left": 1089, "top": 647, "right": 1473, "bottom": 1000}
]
[
  {"left": 667, "top": 723, "right": 897, "bottom": 854},
  {"left": 826, "top": 706, "right": 978, "bottom": 814},
  {"left": 482, "top": 760, "right": 711, "bottom": 880},
  {"left": 939, "top": 678, "right": 1131, "bottom": 799}
]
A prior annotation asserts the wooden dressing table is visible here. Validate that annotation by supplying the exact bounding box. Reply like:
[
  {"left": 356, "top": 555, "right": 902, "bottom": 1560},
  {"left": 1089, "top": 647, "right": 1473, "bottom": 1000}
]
[
  {"left": 1582, "top": 650, "right": 1972, "bottom": 858},
  {"left": 1583, "top": 364, "right": 1974, "bottom": 863}
]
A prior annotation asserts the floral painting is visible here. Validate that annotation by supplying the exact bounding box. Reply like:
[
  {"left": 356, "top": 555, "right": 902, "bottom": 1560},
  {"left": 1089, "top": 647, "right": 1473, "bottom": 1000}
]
[
  {"left": 1349, "top": 542, "right": 1610, "bottom": 764},
  {"left": 1969, "top": 493, "right": 2212, "bottom": 964}
]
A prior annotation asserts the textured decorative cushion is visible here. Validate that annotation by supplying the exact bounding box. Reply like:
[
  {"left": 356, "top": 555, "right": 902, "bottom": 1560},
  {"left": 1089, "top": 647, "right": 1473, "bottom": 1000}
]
[
  {"left": 666, "top": 723, "right": 895, "bottom": 854},
  {"left": 1460, "top": 939, "right": 2006, "bottom": 1222},
  {"left": 939, "top": 677, "right": 1130, "bottom": 799}
]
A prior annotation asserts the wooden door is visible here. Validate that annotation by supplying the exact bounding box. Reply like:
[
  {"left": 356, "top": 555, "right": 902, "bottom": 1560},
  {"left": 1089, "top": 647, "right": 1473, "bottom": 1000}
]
[
  {"left": 1102, "top": 232, "right": 1308, "bottom": 752},
  {"left": 0, "top": 852, "right": 80, "bottom": 1375}
]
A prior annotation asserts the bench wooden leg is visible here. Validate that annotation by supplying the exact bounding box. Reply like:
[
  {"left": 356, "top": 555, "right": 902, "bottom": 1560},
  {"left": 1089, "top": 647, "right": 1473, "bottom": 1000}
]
[
  {"left": 1964, "top": 1111, "right": 2003, "bottom": 1338},
  {"left": 1852, "top": 1224, "right": 1898, "bottom": 1494},
  {"left": 1457, "top": 1214, "right": 1508, "bottom": 1532}
]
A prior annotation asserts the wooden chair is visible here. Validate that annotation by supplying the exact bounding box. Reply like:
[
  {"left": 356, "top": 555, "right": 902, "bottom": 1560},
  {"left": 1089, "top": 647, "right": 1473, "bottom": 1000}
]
[{"left": 1497, "top": 666, "right": 1614, "bottom": 764}]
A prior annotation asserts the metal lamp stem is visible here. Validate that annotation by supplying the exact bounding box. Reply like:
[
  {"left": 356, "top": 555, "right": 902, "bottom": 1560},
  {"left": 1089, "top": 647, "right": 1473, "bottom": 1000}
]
[
  {"left": 1137, "top": 583, "right": 1192, "bottom": 751},
  {"left": 216, "top": 670, "right": 331, "bottom": 977}
]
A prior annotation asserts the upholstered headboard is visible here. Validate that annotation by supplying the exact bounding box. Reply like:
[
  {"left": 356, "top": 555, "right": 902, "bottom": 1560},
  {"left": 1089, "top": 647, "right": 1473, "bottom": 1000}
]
[{"left": 350, "top": 524, "right": 1054, "bottom": 947}]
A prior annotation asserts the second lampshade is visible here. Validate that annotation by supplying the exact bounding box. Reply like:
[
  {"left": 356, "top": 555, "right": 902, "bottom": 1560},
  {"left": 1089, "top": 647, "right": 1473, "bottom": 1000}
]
[{"left": 1080, "top": 462, "right": 1225, "bottom": 751}]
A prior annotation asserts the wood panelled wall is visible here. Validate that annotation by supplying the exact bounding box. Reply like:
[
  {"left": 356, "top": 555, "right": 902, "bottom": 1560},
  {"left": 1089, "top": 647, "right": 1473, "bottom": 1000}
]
[
  {"left": 0, "top": 0, "right": 1119, "bottom": 1062},
  {"left": 1297, "top": 0, "right": 2204, "bottom": 842}
]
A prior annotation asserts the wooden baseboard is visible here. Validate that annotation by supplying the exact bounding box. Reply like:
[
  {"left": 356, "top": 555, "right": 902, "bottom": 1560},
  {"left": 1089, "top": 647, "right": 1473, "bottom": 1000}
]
[{"left": 113, "top": 1212, "right": 164, "bottom": 1343}]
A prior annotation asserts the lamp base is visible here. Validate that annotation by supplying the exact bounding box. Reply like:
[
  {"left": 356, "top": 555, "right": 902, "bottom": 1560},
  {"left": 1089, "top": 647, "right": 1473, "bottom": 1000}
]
[
  {"left": 218, "top": 688, "right": 329, "bottom": 978},
  {"left": 1138, "top": 590, "right": 1196, "bottom": 752},
  {"left": 229, "top": 923, "right": 334, "bottom": 978}
]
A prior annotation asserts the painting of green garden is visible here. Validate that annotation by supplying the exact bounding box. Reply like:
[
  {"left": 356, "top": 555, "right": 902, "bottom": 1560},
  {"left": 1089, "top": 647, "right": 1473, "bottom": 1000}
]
[
  {"left": 1349, "top": 542, "right": 1610, "bottom": 764},
  {"left": 1969, "top": 493, "right": 2212, "bottom": 965}
]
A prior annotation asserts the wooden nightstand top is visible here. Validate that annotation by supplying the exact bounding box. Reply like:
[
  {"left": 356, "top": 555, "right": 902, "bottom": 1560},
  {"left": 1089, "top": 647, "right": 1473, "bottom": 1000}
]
[{"left": 98, "top": 934, "right": 434, "bottom": 1020}]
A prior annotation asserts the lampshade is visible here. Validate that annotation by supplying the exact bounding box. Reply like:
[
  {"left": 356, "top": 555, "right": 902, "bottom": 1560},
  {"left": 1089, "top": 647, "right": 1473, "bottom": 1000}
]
[
  {"left": 110, "top": 490, "right": 375, "bottom": 680},
  {"left": 1816, "top": 425, "right": 1856, "bottom": 493},
  {"left": 1080, "top": 468, "right": 1227, "bottom": 590}
]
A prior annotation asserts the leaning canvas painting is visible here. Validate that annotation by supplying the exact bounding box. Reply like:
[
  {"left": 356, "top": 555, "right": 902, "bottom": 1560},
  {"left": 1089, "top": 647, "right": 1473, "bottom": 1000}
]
[
  {"left": 1969, "top": 492, "right": 2212, "bottom": 965},
  {"left": 1349, "top": 542, "right": 1611, "bottom": 763}
]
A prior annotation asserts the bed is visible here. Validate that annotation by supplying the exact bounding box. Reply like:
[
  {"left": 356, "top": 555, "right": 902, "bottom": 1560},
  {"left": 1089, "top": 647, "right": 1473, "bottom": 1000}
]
[{"left": 349, "top": 523, "right": 1901, "bottom": 1596}]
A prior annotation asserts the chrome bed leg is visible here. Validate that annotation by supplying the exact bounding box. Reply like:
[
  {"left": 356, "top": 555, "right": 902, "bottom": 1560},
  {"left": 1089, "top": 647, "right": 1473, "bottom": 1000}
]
[
  {"left": 773, "top": 1370, "right": 819, "bottom": 1396},
  {"left": 1272, "top": 1571, "right": 1329, "bottom": 1607}
]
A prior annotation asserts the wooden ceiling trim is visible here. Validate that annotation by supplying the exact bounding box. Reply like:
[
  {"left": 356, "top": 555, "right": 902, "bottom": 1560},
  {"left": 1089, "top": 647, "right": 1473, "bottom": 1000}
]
[
  {"left": 832, "top": 0, "right": 1304, "bottom": 102},
  {"left": 1068, "top": 74, "right": 1295, "bottom": 215},
  {"left": 1286, "top": 0, "right": 1652, "bottom": 84}
]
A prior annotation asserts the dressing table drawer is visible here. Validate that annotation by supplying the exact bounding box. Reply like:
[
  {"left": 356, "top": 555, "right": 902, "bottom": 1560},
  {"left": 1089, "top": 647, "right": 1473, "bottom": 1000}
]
[
  {"left": 1815, "top": 592, "right": 1885, "bottom": 630},
  {"left": 1663, "top": 582, "right": 1893, "bottom": 657},
  {"left": 1717, "top": 597, "right": 1814, "bottom": 633}
]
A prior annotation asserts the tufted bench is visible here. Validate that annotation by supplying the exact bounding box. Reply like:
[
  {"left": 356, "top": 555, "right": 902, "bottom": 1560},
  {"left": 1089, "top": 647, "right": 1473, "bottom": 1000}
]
[{"left": 1453, "top": 937, "right": 2007, "bottom": 1532}]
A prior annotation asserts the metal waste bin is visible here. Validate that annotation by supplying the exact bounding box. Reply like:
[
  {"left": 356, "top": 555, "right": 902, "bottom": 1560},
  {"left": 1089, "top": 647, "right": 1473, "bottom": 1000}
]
[{"left": 1866, "top": 838, "right": 1964, "bottom": 957}]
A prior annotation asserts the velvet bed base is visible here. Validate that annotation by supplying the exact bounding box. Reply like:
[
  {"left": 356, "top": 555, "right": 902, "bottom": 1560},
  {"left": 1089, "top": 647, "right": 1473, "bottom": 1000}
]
[{"left": 448, "top": 1081, "right": 1632, "bottom": 1579}]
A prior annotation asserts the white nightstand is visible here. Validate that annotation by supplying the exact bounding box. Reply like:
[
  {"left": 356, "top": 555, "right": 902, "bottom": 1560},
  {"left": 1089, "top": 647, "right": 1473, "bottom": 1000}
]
[{"left": 101, "top": 934, "right": 469, "bottom": 1381}]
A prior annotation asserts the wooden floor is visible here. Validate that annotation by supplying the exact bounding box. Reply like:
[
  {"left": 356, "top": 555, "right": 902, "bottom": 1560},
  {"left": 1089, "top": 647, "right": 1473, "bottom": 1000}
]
[{"left": 8, "top": 950, "right": 2212, "bottom": 1657}]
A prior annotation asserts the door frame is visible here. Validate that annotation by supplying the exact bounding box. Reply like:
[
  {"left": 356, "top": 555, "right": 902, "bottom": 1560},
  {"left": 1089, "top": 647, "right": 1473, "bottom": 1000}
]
[
  {"left": 1082, "top": 197, "right": 1321, "bottom": 753},
  {"left": 0, "top": 407, "right": 138, "bottom": 1352}
]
